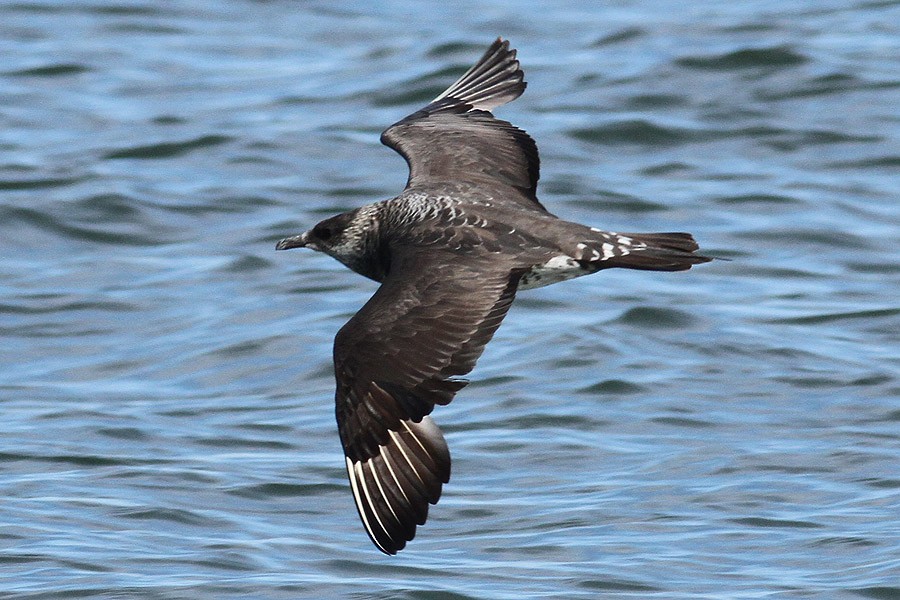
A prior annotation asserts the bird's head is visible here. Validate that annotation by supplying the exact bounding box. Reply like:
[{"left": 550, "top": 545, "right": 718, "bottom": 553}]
[
  {"left": 276, "top": 211, "right": 354, "bottom": 253},
  {"left": 276, "top": 205, "right": 387, "bottom": 280}
]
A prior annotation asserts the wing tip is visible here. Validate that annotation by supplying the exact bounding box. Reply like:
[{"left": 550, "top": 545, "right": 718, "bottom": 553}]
[
  {"left": 429, "top": 36, "right": 526, "bottom": 112},
  {"left": 344, "top": 417, "right": 450, "bottom": 555}
]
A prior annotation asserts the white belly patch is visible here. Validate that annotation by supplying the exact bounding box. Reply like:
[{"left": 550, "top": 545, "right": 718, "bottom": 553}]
[{"left": 519, "top": 255, "right": 592, "bottom": 290}]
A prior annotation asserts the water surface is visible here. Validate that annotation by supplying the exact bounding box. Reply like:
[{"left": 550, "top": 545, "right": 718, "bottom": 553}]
[{"left": 2, "top": 1, "right": 898, "bottom": 598}]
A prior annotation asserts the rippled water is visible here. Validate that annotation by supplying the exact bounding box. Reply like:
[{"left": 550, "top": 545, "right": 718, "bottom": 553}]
[{"left": 2, "top": 1, "right": 899, "bottom": 598}]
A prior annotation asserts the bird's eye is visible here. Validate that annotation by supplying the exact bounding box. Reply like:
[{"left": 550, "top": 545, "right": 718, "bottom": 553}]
[{"left": 316, "top": 227, "right": 333, "bottom": 241}]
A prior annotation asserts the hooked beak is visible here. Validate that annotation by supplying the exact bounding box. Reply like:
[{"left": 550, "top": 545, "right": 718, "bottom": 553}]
[{"left": 275, "top": 232, "right": 308, "bottom": 251}]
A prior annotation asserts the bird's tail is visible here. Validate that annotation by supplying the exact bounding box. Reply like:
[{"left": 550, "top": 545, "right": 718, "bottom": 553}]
[{"left": 577, "top": 231, "right": 711, "bottom": 272}]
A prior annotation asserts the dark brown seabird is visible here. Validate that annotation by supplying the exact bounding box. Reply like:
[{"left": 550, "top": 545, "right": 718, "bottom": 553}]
[{"left": 276, "top": 38, "right": 711, "bottom": 554}]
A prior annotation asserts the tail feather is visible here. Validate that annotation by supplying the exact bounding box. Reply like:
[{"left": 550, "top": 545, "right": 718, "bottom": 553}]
[
  {"left": 623, "top": 232, "right": 700, "bottom": 253},
  {"left": 575, "top": 231, "right": 711, "bottom": 272}
]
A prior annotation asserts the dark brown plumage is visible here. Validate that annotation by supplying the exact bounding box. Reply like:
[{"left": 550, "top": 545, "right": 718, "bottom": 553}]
[{"left": 276, "top": 38, "right": 710, "bottom": 554}]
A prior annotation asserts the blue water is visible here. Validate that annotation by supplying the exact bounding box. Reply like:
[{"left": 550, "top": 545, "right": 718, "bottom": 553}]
[{"left": 2, "top": 1, "right": 899, "bottom": 598}]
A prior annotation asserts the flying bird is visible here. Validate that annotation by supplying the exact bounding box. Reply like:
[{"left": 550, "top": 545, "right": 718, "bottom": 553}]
[{"left": 276, "top": 38, "right": 711, "bottom": 554}]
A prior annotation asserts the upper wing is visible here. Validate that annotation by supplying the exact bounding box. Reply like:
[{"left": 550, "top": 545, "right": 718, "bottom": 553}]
[
  {"left": 381, "top": 38, "right": 547, "bottom": 212},
  {"left": 333, "top": 248, "right": 521, "bottom": 554}
]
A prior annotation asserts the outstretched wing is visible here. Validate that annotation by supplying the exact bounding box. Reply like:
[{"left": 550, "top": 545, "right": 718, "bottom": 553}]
[
  {"left": 381, "top": 38, "right": 546, "bottom": 212},
  {"left": 333, "top": 248, "right": 521, "bottom": 554}
]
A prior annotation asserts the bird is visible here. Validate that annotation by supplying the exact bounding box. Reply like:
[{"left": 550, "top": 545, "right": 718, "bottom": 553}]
[{"left": 276, "top": 38, "right": 711, "bottom": 555}]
